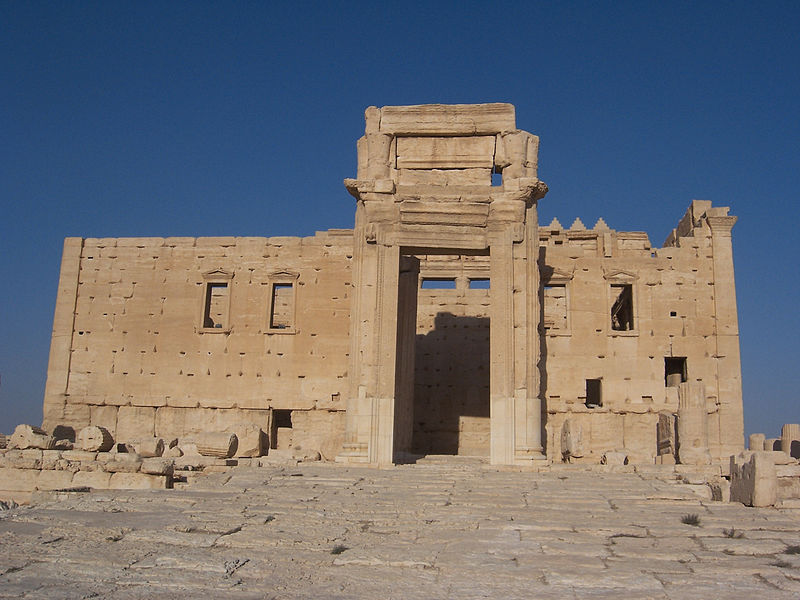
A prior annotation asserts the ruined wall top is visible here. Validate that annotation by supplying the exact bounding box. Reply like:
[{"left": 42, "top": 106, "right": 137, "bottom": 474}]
[
  {"left": 347, "top": 103, "right": 546, "bottom": 205},
  {"left": 663, "top": 199, "right": 737, "bottom": 247}
]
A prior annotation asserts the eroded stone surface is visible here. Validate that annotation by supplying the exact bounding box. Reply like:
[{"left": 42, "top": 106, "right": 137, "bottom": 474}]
[{"left": 1, "top": 462, "right": 800, "bottom": 598}]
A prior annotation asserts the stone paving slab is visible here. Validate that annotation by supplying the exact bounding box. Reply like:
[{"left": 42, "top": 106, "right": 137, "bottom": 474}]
[{"left": 1, "top": 462, "right": 800, "bottom": 598}]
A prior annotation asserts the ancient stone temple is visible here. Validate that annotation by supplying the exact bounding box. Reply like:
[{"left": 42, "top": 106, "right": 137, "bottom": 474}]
[{"left": 41, "top": 103, "right": 745, "bottom": 467}]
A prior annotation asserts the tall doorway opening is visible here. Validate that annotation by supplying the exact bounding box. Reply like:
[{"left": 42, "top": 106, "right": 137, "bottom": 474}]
[{"left": 411, "top": 254, "right": 491, "bottom": 456}]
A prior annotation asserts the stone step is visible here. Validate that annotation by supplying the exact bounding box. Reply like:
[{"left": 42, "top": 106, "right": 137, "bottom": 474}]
[{"left": 411, "top": 454, "right": 489, "bottom": 466}]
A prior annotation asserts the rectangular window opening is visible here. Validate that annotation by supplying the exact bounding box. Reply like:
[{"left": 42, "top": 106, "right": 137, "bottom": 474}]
[
  {"left": 421, "top": 278, "right": 457, "bottom": 290},
  {"left": 543, "top": 284, "right": 568, "bottom": 330},
  {"left": 491, "top": 169, "right": 503, "bottom": 187},
  {"left": 203, "top": 282, "right": 229, "bottom": 329},
  {"left": 610, "top": 284, "right": 634, "bottom": 331},
  {"left": 586, "top": 379, "right": 602, "bottom": 408},
  {"left": 664, "top": 357, "right": 687, "bottom": 387},
  {"left": 270, "top": 283, "right": 294, "bottom": 329},
  {"left": 468, "top": 278, "right": 490, "bottom": 290}
]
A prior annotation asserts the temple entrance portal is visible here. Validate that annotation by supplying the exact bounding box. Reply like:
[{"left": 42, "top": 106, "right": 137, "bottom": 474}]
[{"left": 336, "top": 104, "right": 548, "bottom": 467}]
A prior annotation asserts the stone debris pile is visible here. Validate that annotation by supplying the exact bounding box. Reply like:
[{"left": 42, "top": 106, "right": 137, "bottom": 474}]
[{"left": 0, "top": 422, "right": 320, "bottom": 504}]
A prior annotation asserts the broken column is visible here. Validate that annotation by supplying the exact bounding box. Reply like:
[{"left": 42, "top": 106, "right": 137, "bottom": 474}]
[
  {"left": 748, "top": 433, "right": 766, "bottom": 451},
  {"left": 676, "top": 382, "right": 711, "bottom": 465},
  {"left": 77, "top": 425, "right": 114, "bottom": 452},
  {"left": 781, "top": 424, "right": 800, "bottom": 458},
  {"left": 196, "top": 432, "right": 238, "bottom": 458},
  {"left": 9, "top": 425, "right": 56, "bottom": 450}
]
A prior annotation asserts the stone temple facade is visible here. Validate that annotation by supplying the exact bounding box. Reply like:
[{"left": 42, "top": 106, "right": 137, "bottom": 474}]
[{"left": 41, "top": 103, "right": 744, "bottom": 467}]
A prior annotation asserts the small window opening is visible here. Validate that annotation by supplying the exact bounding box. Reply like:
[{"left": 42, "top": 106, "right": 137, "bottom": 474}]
[
  {"left": 468, "top": 278, "right": 490, "bottom": 290},
  {"left": 610, "top": 284, "right": 634, "bottom": 331},
  {"left": 586, "top": 379, "right": 602, "bottom": 408},
  {"left": 670, "top": 311, "right": 677, "bottom": 317},
  {"left": 543, "top": 284, "right": 568, "bottom": 330},
  {"left": 664, "top": 357, "right": 687, "bottom": 387},
  {"left": 203, "top": 283, "right": 228, "bottom": 328},
  {"left": 270, "top": 283, "right": 294, "bottom": 329},
  {"left": 491, "top": 167, "right": 503, "bottom": 187},
  {"left": 421, "top": 278, "right": 456, "bottom": 290}
]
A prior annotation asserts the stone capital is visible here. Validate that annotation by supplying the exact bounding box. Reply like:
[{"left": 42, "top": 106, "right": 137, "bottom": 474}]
[{"left": 706, "top": 215, "right": 737, "bottom": 235}]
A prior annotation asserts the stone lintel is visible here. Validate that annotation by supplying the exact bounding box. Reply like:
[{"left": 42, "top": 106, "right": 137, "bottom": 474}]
[{"left": 377, "top": 103, "right": 516, "bottom": 136}]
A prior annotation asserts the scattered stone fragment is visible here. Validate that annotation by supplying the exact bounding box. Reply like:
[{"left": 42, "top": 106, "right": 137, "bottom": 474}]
[
  {"left": 104, "top": 452, "right": 143, "bottom": 473},
  {"left": 601, "top": 451, "right": 627, "bottom": 466},
  {"left": 141, "top": 458, "right": 175, "bottom": 477},
  {"left": 235, "top": 425, "right": 265, "bottom": 458},
  {"left": 9, "top": 425, "right": 56, "bottom": 450},
  {"left": 134, "top": 437, "right": 165, "bottom": 458},
  {"left": 165, "top": 446, "right": 183, "bottom": 458}
]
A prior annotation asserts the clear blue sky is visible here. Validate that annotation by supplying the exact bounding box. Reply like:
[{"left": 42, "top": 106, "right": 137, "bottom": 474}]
[{"left": 1, "top": 2, "right": 798, "bottom": 438}]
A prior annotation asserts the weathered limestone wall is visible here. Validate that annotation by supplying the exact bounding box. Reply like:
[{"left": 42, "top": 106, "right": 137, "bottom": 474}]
[
  {"left": 541, "top": 200, "right": 743, "bottom": 463},
  {"left": 42, "top": 230, "right": 353, "bottom": 453},
  {"left": 41, "top": 202, "right": 742, "bottom": 465}
]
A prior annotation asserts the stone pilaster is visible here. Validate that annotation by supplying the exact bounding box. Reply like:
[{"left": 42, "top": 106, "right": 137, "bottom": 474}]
[{"left": 707, "top": 214, "right": 744, "bottom": 458}]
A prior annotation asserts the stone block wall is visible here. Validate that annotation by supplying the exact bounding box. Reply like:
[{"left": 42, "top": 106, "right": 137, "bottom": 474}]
[
  {"left": 541, "top": 201, "right": 743, "bottom": 463},
  {"left": 42, "top": 230, "right": 353, "bottom": 454},
  {"left": 40, "top": 200, "right": 742, "bottom": 465}
]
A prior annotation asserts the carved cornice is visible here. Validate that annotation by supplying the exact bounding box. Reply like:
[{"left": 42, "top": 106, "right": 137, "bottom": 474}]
[
  {"left": 603, "top": 268, "right": 638, "bottom": 282},
  {"left": 540, "top": 265, "right": 575, "bottom": 284},
  {"left": 201, "top": 268, "right": 234, "bottom": 281},
  {"left": 343, "top": 178, "right": 395, "bottom": 201}
]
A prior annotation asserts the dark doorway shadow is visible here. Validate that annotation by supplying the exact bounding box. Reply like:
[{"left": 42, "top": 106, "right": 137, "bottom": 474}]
[{"left": 412, "top": 312, "right": 490, "bottom": 455}]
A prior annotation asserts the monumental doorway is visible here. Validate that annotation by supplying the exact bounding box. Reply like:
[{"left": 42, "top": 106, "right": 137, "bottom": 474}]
[{"left": 336, "top": 103, "right": 548, "bottom": 466}]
